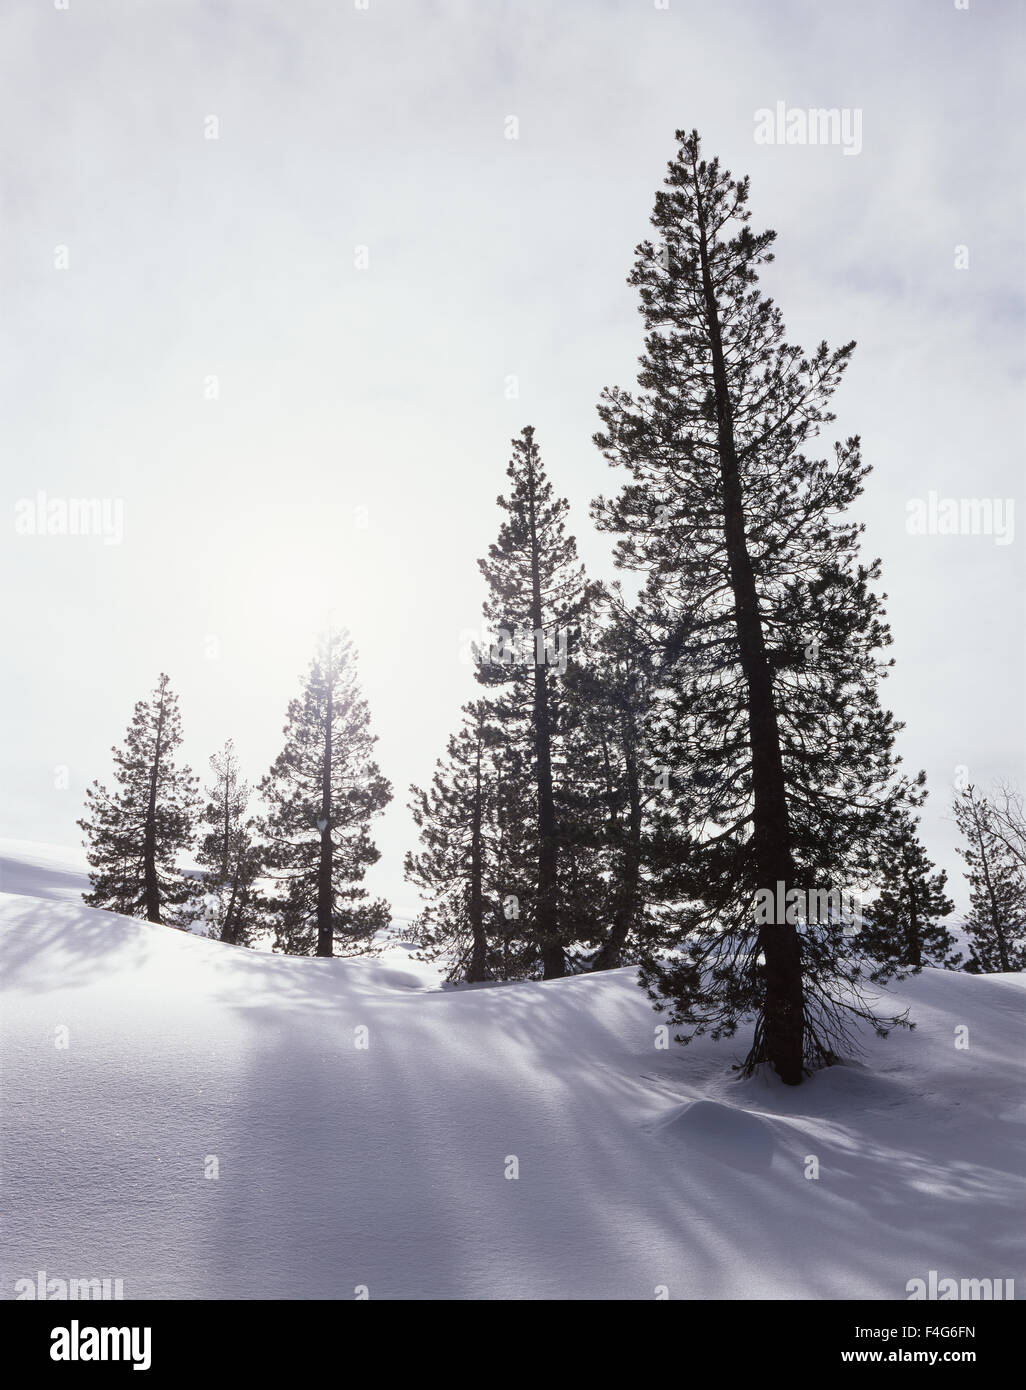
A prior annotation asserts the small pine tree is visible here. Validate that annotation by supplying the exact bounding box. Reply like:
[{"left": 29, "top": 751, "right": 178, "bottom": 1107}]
[
  {"left": 196, "top": 739, "right": 262, "bottom": 946},
  {"left": 954, "top": 785, "right": 1026, "bottom": 973},
  {"left": 405, "top": 702, "right": 504, "bottom": 982},
  {"left": 258, "top": 630, "right": 392, "bottom": 957},
  {"left": 78, "top": 673, "right": 199, "bottom": 925},
  {"left": 860, "top": 811, "right": 959, "bottom": 972}
]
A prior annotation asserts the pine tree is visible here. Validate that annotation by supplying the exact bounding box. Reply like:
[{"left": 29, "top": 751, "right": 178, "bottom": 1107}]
[
  {"left": 196, "top": 739, "right": 262, "bottom": 946},
  {"left": 954, "top": 785, "right": 1026, "bottom": 973},
  {"left": 490, "top": 722, "right": 548, "bottom": 980},
  {"left": 860, "top": 811, "right": 959, "bottom": 972},
  {"left": 560, "top": 592, "right": 663, "bottom": 970},
  {"left": 592, "top": 130, "right": 923, "bottom": 1081},
  {"left": 475, "top": 425, "right": 600, "bottom": 978},
  {"left": 984, "top": 782, "right": 1026, "bottom": 877},
  {"left": 78, "top": 673, "right": 199, "bottom": 925},
  {"left": 258, "top": 630, "right": 392, "bottom": 957},
  {"left": 405, "top": 701, "right": 505, "bottom": 982}
]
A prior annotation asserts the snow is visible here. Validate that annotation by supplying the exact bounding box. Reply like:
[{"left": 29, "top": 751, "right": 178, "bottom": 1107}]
[
  {"left": 0, "top": 838, "right": 89, "bottom": 904},
  {"left": 1, "top": 838, "right": 1023, "bottom": 1300}
]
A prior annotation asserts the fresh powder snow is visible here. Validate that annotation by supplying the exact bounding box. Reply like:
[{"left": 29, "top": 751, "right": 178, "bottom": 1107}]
[{"left": 1, "top": 839, "right": 1023, "bottom": 1300}]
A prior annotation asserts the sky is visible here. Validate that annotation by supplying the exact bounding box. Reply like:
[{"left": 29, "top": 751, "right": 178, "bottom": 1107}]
[{"left": 1, "top": 0, "right": 1023, "bottom": 918}]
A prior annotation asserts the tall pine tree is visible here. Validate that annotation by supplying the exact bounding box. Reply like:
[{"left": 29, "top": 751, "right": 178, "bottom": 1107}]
[
  {"left": 953, "top": 784, "right": 1026, "bottom": 973},
  {"left": 475, "top": 425, "right": 599, "bottom": 978},
  {"left": 593, "top": 130, "right": 922, "bottom": 1081},
  {"left": 79, "top": 673, "right": 199, "bottom": 925},
  {"left": 258, "top": 630, "right": 392, "bottom": 957}
]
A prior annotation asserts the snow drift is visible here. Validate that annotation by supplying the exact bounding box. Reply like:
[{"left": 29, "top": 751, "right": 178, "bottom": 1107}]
[{"left": 1, "top": 840, "right": 1023, "bottom": 1299}]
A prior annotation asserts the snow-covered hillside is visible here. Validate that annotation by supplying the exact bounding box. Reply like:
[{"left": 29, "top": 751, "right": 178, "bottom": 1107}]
[{"left": 1, "top": 840, "right": 1023, "bottom": 1300}]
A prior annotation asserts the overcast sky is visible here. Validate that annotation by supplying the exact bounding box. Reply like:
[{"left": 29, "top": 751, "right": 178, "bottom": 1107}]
[{"left": 2, "top": 0, "right": 1023, "bottom": 917}]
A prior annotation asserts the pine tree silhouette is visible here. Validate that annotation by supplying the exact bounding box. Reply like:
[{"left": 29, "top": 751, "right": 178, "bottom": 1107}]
[{"left": 79, "top": 673, "right": 199, "bottom": 925}]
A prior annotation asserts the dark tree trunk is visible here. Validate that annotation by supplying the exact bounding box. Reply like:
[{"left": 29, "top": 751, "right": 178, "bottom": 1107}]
[
  {"left": 220, "top": 858, "right": 241, "bottom": 945},
  {"left": 970, "top": 793, "right": 1010, "bottom": 972},
  {"left": 526, "top": 452, "right": 564, "bottom": 980},
  {"left": 594, "top": 706, "right": 642, "bottom": 971},
  {"left": 906, "top": 882, "right": 921, "bottom": 968},
  {"left": 467, "top": 737, "right": 489, "bottom": 982},
  {"left": 142, "top": 685, "right": 167, "bottom": 924},
  {"left": 316, "top": 674, "right": 334, "bottom": 958},
  {"left": 696, "top": 182, "right": 804, "bottom": 1083}
]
